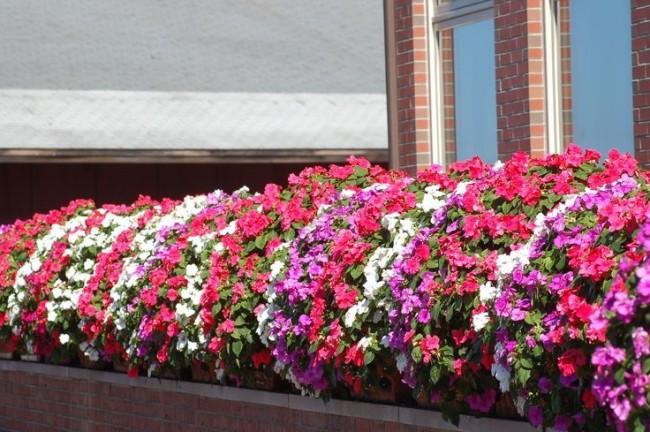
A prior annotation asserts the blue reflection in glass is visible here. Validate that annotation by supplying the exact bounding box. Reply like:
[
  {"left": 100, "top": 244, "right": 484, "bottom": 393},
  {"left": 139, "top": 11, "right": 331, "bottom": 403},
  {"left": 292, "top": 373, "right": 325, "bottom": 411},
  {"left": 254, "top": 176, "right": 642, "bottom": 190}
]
[{"left": 571, "top": 0, "right": 633, "bottom": 156}]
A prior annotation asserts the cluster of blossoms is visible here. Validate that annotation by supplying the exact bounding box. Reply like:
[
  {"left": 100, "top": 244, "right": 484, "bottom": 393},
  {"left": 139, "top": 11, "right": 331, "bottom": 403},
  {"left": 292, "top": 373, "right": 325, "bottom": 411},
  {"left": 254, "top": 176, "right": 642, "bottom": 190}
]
[{"left": 0, "top": 148, "right": 647, "bottom": 431}]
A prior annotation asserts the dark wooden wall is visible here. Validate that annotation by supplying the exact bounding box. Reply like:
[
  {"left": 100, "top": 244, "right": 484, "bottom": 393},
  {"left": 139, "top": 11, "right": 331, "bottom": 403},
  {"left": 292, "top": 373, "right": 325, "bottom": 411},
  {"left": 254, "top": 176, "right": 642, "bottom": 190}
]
[{"left": 0, "top": 163, "right": 315, "bottom": 224}]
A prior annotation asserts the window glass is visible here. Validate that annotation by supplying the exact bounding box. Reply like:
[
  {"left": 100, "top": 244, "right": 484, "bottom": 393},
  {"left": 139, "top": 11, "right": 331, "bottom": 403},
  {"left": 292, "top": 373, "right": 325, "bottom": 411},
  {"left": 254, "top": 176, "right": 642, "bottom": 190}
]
[
  {"left": 570, "top": 0, "right": 633, "bottom": 156},
  {"left": 453, "top": 19, "right": 498, "bottom": 163}
]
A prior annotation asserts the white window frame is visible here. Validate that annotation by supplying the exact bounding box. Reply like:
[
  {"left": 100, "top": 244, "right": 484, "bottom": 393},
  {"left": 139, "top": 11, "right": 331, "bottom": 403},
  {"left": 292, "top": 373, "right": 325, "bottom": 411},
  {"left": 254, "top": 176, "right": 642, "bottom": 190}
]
[
  {"left": 426, "top": 0, "right": 494, "bottom": 166},
  {"left": 543, "top": 0, "right": 564, "bottom": 154}
]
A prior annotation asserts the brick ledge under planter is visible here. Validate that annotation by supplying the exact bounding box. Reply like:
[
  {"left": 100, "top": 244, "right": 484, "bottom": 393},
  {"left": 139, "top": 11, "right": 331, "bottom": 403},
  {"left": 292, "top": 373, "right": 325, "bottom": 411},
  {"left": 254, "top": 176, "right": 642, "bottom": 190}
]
[{"left": 0, "top": 359, "right": 536, "bottom": 432}]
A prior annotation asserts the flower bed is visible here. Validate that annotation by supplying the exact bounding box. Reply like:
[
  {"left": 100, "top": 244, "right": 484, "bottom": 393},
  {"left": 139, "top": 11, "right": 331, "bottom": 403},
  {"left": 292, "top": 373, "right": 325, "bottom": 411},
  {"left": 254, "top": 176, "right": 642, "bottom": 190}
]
[{"left": 0, "top": 146, "right": 647, "bottom": 432}]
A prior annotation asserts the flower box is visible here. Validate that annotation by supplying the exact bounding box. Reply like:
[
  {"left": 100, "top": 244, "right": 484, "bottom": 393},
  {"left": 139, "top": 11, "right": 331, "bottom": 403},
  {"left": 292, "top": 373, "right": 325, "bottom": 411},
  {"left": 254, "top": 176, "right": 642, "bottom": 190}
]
[
  {"left": 250, "top": 370, "right": 276, "bottom": 391},
  {"left": 191, "top": 361, "right": 217, "bottom": 384},
  {"left": 112, "top": 357, "right": 129, "bottom": 373},
  {"left": 77, "top": 349, "right": 106, "bottom": 370},
  {"left": 351, "top": 363, "right": 410, "bottom": 404},
  {"left": 0, "top": 340, "right": 14, "bottom": 360}
]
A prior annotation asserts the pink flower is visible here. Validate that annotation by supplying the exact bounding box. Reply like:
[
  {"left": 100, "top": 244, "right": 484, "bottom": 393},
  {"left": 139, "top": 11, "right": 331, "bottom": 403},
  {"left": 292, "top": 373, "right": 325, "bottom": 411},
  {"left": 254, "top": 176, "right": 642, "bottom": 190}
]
[
  {"left": 420, "top": 335, "right": 440, "bottom": 364},
  {"left": 218, "top": 319, "right": 235, "bottom": 334}
]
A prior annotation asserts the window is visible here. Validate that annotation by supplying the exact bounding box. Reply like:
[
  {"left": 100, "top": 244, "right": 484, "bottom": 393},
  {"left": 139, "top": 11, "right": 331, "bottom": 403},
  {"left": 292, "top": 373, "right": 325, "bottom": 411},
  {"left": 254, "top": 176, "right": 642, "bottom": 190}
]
[
  {"left": 429, "top": 0, "right": 497, "bottom": 165},
  {"left": 453, "top": 19, "right": 497, "bottom": 163},
  {"left": 569, "top": 0, "right": 633, "bottom": 156}
]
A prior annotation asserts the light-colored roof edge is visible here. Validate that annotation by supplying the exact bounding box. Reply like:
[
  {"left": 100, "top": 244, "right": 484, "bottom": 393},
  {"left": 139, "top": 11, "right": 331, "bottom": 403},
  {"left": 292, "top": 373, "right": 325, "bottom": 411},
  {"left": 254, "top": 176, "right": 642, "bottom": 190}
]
[{"left": 0, "top": 148, "right": 388, "bottom": 164}]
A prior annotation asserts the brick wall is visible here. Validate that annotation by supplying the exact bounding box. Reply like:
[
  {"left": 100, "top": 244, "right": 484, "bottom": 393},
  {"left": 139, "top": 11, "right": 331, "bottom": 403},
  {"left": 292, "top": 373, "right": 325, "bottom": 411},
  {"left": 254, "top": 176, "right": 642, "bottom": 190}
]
[
  {"left": 633, "top": 0, "right": 650, "bottom": 166},
  {"left": 440, "top": 29, "right": 457, "bottom": 166},
  {"left": 0, "top": 363, "right": 533, "bottom": 432},
  {"left": 0, "top": 369, "right": 435, "bottom": 432},
  {"left": 494, "top": 0, "right": 546, "bottom": 160},
  {"left": 391, "top": 0, "right": 433, "bottom": 175}
]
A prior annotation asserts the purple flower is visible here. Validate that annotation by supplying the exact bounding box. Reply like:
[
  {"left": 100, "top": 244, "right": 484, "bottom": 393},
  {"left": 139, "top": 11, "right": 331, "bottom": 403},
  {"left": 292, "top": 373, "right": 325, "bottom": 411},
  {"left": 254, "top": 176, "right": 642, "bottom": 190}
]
[
  {"left": 525, "top": 335, "right": 537, "bottom": 349},
  {"left": 604, "top": 291, "right": 635, "bottom": 323},
  {"left": 527, "top": 405, "right": 544, "bottom": 427},
  {"left": 553, "top": 415, "right": 571, "bottom": 431},
  {"left": 592, "top": 346, "right": 626, "bottom": 368},
  {"left": 608, "top": 385, "right": 632, "bottom": 422},
  {"left": 293, "top": 314, "right": 312, "bottom": 336},
  {"left": 417, "top": 308, "right": 431, "bottom": 324},
  {"left": 626, "top": 362, "right": 650, "bottom": 408},
  {"left": 632, "top": 327, "right": 649, "bottom": 359},
  {"left": 548, "top": 272, "right": 572, "bottom": 294},
  {"left": 465, "top": 389, "right": 496, "bottom": 413},
  {"left": 559, "top": 374, "right": 578, "bottom": 389},
  {"left": 538, "top": 377, "right": 553, "bottom": 393}
]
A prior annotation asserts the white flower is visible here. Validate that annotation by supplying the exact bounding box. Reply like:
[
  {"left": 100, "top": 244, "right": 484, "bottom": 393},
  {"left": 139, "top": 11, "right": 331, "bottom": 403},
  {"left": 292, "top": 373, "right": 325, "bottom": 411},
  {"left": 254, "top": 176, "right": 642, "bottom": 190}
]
[
  {"left": 358, "top": 337, "right": 372, "bottom": 350},
  {"left": 52, "top": 287, "right": 63, "bottom": 299},
  {"left": 492, "top": 362, "right": 511, "bottom": 392},
  {"left": 343, "top": 300, "right": 369, "bottom": 328},
  {"left": 176, "top": 332, "right": 188, "bottom": 350},
  {"left": 270, "top": 260, "right": 284, "bottom": 281},
  {"left": 455, "top": 181, "right": 470, "bottom": 196},
  {"left": 219, "top": 221, "right": 237, "bottom": 235},
  {"left": 419, "top": 186, "right": 447, "bottom": 213},
  {"left": 400, "top": 219, "right": 416, "bottom": 236},
  {"left": 396, "top": 353, "right": 407, "bottom": 372},
  {"left": 233, "top": 185, "right": 250, "bottom": 197},
  {"left": 185, "top": 264, "right": 199, "bottom": 277},
  {"left": 381, "top": 212, "right": 400, "bottom": 232},
  {"left": 59, "top": 334, "right": 70, "bottom": 345},
  {"left": 84, "top": 259, "right": 94, "bottom": 271},
  {"left": 515, "top": 396, "right": 526, "bottom": 417},
  {"left": 472, "top": 312, "right": 490, "bottom": 331},
  {"left": 479, "top": 281, "right": 498, "bottom": 304},
  {"left": 340, "top": 189, "right": 356, "bottom": 199},
  {"left": 187, "top": 341, "right": 198, "bottom": 353},
  {"left": 317, "top": 204, "right": 331, "bottom": 216}
]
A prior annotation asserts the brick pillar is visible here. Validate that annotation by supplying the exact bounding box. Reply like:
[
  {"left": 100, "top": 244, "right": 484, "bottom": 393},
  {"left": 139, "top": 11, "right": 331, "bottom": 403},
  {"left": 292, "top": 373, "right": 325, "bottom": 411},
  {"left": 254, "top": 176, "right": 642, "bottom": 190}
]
[
  {"left": 632, "top": 0, "right": 650, "bottom": 166},
  {"left": 494, "top": 0, "right": 546, "bottom": 160},
  {"left": 387, "top": 0, "right": 433, "bottom": 175},
  {"left": 558, "top": 0, "right": 573, "bottom": 145},
  {"left": 440, "top": 29, "right": 457, "bottom": 166}
]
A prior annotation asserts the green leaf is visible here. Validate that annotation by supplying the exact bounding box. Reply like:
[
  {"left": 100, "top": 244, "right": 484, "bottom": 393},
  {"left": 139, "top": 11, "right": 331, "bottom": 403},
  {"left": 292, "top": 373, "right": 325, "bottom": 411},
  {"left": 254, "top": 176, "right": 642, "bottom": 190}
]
[
  {"left": 349, "top": 264, "right": 364, "bottom": 280},
  {"left": 254, "top": 235, "right": 267, "bottom": 250},
  {"left": 231, "top": 341, "right": 243, "bottom": 356},
  {"left": 429, "top": 365, "right": 441, "bottom": 384},
  {"left": 411, "top": 346, "right": 422, "bottom": 363},
  {"left": 615, "top": 367, "right": 625, "bottom": 385},
  {"left": 364, "top": 351, "right": 375, "bottom": 365},
  {"left": 518, "top": 357, "right": 533, "bottom": 369}
]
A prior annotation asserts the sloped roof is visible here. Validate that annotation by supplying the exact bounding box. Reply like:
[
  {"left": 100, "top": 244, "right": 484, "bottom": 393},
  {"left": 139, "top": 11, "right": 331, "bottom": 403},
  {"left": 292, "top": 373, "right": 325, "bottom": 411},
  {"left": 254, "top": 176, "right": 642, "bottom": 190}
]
[{"left": 0, "top": 0, "right": 388, "bottom": 161}]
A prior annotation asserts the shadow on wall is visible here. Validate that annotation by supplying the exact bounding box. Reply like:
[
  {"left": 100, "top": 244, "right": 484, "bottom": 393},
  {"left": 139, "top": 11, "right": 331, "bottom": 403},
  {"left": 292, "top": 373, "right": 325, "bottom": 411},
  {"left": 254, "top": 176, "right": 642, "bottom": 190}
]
[{"left": 0, "top": 163, "right": 326, "bottom": 224}]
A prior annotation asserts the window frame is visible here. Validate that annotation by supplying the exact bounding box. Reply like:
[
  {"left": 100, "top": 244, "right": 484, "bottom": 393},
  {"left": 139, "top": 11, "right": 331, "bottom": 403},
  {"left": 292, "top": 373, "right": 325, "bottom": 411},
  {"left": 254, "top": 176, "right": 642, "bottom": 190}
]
[{"left": 543, "top": 0, "right": 564, "bottom": 155}]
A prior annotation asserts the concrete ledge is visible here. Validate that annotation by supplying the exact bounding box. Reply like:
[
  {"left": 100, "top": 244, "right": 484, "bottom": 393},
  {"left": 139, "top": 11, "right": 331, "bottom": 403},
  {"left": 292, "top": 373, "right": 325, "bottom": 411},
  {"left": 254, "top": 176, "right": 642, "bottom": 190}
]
[{"left": 0, "top": 359, "right": 536, "bottom": 432}]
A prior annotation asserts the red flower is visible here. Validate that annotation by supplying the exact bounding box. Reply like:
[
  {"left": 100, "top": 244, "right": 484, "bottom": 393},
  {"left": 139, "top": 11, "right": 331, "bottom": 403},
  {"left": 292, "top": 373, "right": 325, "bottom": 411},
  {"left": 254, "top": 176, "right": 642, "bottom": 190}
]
[
  {"left": 237, "top": 211, "right": 272, "bottom": 238},
  {"left": 567, "top": 245, "right": 614, "bottom": 281},
  {"left": 252, "top": 349, "right": 272, "bottom": 369},
  {"left": 344, "top": 344, "right": 365, "bottom": 367},
  {"left": 333, "top": 283, "right": 358, "bottom": 309},
  {"left": 582, "top": 389, "right": 596, "bottom": 410},
  {"left": 451, "top": 329, "right": 476, "bottom": 346},
  {"left": 557, "top": 348, "right": 586, "bottom": 377}
]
